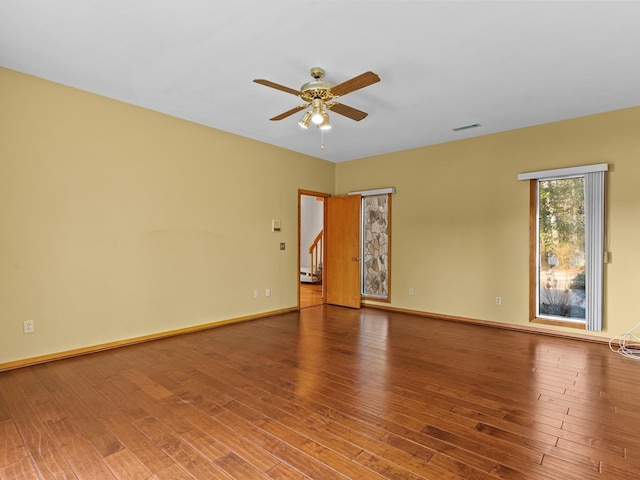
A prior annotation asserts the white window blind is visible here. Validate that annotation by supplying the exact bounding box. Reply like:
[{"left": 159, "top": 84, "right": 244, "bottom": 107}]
[{"left": 584, "top": 170, "right": 605, "bottom": 331}]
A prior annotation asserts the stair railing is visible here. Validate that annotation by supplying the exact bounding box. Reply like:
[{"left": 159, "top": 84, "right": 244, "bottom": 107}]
[{"left": 309, "top": 229, "right": 323, "bottom": 282}]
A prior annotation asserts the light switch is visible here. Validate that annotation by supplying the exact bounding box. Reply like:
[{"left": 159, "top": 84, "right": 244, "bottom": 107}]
[{"left": 272, "top": 219, "right": 281, "bottom": 232}]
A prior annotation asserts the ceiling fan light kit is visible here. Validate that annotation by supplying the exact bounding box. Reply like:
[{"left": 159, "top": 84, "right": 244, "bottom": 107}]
[
  {"left": 254, "top": 67, "right": 380, "bottom": 147},
  {"left": 319, "top": 111, "right": 331, "bottom": 130},
  {"left": 298, "top": 111, "right": 312, "bottom": 129},
  {"left": 311, "top": 98, "right": 324, "bottom": 125}
]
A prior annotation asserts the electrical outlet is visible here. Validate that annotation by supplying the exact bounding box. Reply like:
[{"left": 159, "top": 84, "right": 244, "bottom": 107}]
[
  {"left": 409, "top": 288, "right": 414, "bottom": 296},
  {"left": 496, "top": 296, "right": 502, "bottom": 306},
  {"left": 253, "top": 290, "right": 259, "bottom": 298},
  {"left": 23, "top": 320, "right": 34, "bottom": 334},
  {"left": 265, "top": 288, "right": 271, "bottom": 297}
]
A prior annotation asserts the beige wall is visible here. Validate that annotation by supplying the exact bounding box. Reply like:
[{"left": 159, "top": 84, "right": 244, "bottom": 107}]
[
  {"left": 0, "top": 68, "right": 335, "bottom": 365},
  {"left": 3, "top": 66, "right": 639, "bottom": 366},
  {"left": 336, "top": 106, "right": 640, "bottom": 339}
]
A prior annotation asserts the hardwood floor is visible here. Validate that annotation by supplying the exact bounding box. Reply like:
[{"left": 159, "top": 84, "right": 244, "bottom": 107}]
[
  {"left": 299, "top": 283, "right": 323, "bottom": 308},
  {"left": 2, "top": 305, "right": 640, "bottom": 479}
]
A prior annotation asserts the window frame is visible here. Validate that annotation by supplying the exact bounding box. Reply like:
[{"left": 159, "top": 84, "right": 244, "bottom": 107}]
[
  {"left": 519, "top": 164, "right": 607, "bottom": 332},
  {"left": 529, "top": 178, "right": 585, "bottom": 329}
]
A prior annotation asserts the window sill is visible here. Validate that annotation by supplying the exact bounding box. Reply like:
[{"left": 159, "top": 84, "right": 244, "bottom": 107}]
[
  {"left": 362, "top": 295, "right": 391, "bottom": 304},
  {"left": 531, "top": 317, "right": 586, "bottom": 330}
]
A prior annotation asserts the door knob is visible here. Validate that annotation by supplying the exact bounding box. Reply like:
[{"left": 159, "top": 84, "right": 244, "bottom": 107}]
[{"left": 351, "top": 257, "right": 361, "bottom": 262}]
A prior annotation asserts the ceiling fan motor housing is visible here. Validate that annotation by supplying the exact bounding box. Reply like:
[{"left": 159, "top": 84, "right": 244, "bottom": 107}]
[
  {"left": 301, "top": 67, "right": 334, "bottom": 101},
  {"left": 300, "top": 82, "right": 333, "bottom": 101}
]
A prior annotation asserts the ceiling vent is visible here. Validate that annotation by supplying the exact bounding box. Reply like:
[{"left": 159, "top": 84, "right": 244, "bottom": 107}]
[{"left": 452, "top": 123, "right": 481, "bottom": 132}]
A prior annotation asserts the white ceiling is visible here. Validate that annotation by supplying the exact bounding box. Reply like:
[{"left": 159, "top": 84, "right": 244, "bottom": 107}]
[{"left": 2, "top": 1, "right": 640, "bottom": 163}]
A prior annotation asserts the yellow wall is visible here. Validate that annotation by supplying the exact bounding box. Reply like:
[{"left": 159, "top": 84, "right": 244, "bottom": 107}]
[
  {"left": 3, "top": 66, "right": 639, "bottom": 366},
  {"left": 0, "top": 68, "right": 335, "bottom": 365},
  {"left": 336, "top": 106, "right": 640, "bottom": 339}
]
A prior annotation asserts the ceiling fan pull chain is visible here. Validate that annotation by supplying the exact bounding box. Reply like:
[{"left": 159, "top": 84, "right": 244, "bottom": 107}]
[{"left": 321, "top": 129, "right": 325, "bottom": 150}]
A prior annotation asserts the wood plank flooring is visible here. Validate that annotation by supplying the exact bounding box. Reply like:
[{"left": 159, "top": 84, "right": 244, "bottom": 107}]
[
  {"left": 300, "top": 283, "right": 323, "bottom": 309},
  {"left": 2, "top": 305, "right": 640, "bottom": 479}
]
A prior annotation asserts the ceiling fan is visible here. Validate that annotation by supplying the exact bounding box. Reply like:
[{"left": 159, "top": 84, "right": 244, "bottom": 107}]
[{"left": 253, "top": 67, "right": 380, "bottom": 130}]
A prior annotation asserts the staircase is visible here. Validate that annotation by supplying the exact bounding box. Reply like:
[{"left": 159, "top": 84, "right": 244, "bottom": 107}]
[{"left": 308, "top": 229, "right": 323, "bottom": 284}]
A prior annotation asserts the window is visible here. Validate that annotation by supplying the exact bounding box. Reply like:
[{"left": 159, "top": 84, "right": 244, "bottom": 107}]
[
  {"left": 362, "top": 193, "right": 391, "bottom": 301},
  {"left": 518, "top": 164, "right": 607, "bottom": 331},
  {"left": 537, "top": 176, "right": 585, "bottom": 321},
  {"left": 346, "top": 188, "right": 394, "bottom": 302}
]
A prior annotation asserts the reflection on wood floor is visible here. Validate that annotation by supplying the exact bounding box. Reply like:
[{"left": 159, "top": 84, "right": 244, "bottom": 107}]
[
  {"left": 2, "top": 305, "right": 639, "bottom": 479},
  {"left": 300, "top": 282, "right": 323, "bottom": 308}
]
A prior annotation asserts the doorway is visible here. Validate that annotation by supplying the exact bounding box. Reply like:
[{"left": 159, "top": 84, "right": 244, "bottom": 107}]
[{"left": 299, "top": 191, "right": 327, "bottom": 308}]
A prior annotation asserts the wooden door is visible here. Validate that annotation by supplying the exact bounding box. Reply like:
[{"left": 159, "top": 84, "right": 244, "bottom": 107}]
[{"left": 325, "top": 194, "right": 361, "bottom": 308}]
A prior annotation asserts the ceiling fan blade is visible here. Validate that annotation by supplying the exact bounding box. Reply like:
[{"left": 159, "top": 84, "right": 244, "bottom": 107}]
[
  {"left": 253, "top": 79, "right": 301, "bottom": 96},
  {"left": 326, "top": 102, "right": 368, "bottom": 121},
  {"left": 269, "top": 104, "right": 308, "bottom": 121},
  {"left": 330, "top": 71, "right": 380, "bottom": 97}
]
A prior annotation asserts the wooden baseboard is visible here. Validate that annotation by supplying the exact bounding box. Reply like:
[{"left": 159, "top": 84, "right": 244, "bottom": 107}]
[
  {"left": 0, "top": 307, "right": 298, "bottom": 372},
  {"left": 3, "top": 303, "right": 611, "bottom": 372},
  {"left": 364, "top": 303, "right": 611, "bottom": 345}
]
